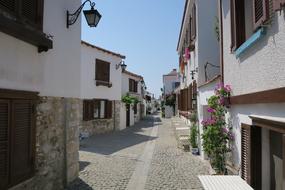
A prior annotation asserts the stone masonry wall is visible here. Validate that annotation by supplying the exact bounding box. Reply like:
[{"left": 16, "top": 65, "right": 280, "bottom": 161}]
[
  {"left": 80, "top": 101, "right": 122, "bottom": 138},
  {"left": 9, "top": 97, "right": 80, "bottom": 190}
]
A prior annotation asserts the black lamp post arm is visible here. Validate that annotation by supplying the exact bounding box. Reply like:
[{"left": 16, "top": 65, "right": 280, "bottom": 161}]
[{"left": 67, "top": 0, "right": 95, "bottom": 27}]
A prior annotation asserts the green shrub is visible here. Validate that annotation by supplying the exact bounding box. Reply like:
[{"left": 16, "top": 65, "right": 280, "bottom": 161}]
[{"left": 190, "top": 124, "right": 198, "bottom": 148}]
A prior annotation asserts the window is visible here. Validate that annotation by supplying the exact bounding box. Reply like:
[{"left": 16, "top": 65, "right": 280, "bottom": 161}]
[
  {"left": 0, "top": 0, "right": 52, "bottom": 52},
  {"left": 129, "top": 79, "right": 138, "bottom": 93},
  {"left": 83, "top": 99, "right": 112, "bottom": 121},
  {"left": 0, "top": 89, "right": 37, "bottom": 190},
  {"left": 230, "top": 0, "right": 270, "bottom": 51},
  {"left": 95, "top": 59, "right": 111, "bottom": 87}
]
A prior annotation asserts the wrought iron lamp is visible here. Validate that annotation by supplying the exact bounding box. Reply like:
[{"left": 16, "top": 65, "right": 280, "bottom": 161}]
[
  {"left": 67, "top": 0, "right": 101, "bottom": 28},
  {"left": 116, "top": 60, "right": 127, "bottom": 71},
  {"left": 190, "top": 68, "right": 198, "bottom": 80}
]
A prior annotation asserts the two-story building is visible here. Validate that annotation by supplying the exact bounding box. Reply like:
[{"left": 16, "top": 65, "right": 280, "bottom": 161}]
[
  {"left": 121, "top": 70, "right": 145, "bottom": 129},
  {"left": 220, "top": 0, "right": 285, "bottom": 189},
  {"left": 80, "top": 41, "right": 125, "bottom": 138},
  {"left": 162, "top": 69, "right": 180, "bottom": 117},
  {"left": 0, "top": 0, "right": 83, "bottom": 189},
  {"left": 177, "top": 0, "right": 220, "bottom": 154}
]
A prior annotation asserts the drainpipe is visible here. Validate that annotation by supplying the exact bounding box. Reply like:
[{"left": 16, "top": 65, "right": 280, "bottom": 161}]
[{"left": 218, "top": 0, "right": 224, "bottom": 83}]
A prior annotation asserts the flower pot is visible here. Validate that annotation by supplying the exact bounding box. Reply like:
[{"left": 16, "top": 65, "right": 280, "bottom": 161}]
[{"left": 191, "top": 147, "right": 199, "bottom": 155}]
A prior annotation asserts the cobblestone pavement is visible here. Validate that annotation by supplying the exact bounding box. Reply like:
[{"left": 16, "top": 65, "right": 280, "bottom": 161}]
[{"left": 66, "top": 114, "right": 210, "bottom": 190}]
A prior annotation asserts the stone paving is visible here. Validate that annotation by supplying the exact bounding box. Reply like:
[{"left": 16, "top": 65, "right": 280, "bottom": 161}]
[{"left": 66, "top": 114, "right": 210, "bottom": 190}]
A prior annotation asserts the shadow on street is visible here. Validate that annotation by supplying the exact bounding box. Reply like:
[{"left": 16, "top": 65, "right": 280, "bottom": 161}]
[{"left": 79, "top": 115, "right": 159, "bottom": 155}]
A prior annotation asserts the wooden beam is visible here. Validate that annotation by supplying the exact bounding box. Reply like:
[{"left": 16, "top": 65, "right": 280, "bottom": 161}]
[
  {"left": 230, "top": 87, "right": 285, "bottom": 105},
  {"left": 0, "top": 13, "right": 52, "bottom": 52}
]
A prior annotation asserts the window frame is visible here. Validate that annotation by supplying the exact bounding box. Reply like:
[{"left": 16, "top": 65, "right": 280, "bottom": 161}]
[
  {"left": 95, "top": 59, "right": 112, "bottom": 87},
  {"left": 129, "top": 79, "right": 138, "bottom": 93},
  {"left": 83, "top": 99, "right": 113, "bottom": 121}
]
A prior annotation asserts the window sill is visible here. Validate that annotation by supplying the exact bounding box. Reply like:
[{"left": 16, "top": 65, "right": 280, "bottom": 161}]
[
  {"left": 0, "top": 13, "right": 53, "bottom": 53},
  {"left": 235, "top": 27, "right": 266, "bottom": 58},
  {"left": 96, "top": 80, "right": 112, "bottom": 88}
]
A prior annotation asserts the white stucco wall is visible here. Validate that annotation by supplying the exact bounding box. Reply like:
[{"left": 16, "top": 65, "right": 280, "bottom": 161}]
[
  {"left": 196, "top": 0, "right": 220, "bottom": 86},
  {"left": 121, "top": 73, "right": 143, "bottom": 97},
  {"left": 177, "top": 0, "right": 220, "bottom": 89},
  {"left": 222, "top": 1, "right": 285, "bottom": 95},
  {"left": 0, "top": 0, "right": 81, "bottom": 98},
  {"left": 80, "top": 43, "right": 123, "bottom": 100}
]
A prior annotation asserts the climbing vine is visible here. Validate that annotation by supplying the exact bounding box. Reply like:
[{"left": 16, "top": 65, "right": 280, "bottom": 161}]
[{"left": 201, "top": 83, "right": 233, "bottom": 174}]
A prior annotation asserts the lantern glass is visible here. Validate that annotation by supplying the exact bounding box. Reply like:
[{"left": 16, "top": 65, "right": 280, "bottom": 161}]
[{"left": 83, "top": 8, "right": 101, "bottom": 27}]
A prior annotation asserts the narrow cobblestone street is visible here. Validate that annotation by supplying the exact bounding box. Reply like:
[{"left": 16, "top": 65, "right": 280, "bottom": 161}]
[{"left": 67, "top": 114, "right": 210, "bottom": 190}]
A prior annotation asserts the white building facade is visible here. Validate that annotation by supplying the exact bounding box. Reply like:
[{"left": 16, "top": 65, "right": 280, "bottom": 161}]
[
  {"left": 177, "top": 0, "right": 220, "bottom": 157},
  {"left": 80, "top": 41, "right": 125, "bottom": 137},
  {"left": 221, "top": 0, "right": 285, "bottom": 188},
  {"left": 0, "top": 0, "right": 82, "bottom": 189},
  {"left": 121, "top": 70, "right": 145, "bottom": 130}
]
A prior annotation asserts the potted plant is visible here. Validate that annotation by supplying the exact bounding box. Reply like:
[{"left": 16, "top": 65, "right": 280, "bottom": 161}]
[{"left": 190, "top": 124, "right": 199, "bottom": 155}]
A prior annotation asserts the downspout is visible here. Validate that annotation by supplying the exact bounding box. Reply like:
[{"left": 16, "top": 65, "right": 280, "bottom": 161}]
[{"left": 218, "top": 0, "right": 224, "bottom": 83}]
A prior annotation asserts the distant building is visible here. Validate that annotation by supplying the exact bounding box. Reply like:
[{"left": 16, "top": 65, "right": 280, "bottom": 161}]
[{"left": 121, "top": 70, "right": 146, "bottom": 129}]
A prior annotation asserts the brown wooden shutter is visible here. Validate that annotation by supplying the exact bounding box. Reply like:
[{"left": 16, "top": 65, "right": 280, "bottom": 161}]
[
  {"left": 250, "top": 126, "right": 261, "bottom": 189},
  {"left": 191, "top": 4, "right": 196, "bottom": 40},
  {"left": 36, "top": 0, "right": 44, "bottom": 30},
  {"left": 253, "top": 0, "right": 269, "bottom": 30},
  {"left": 230, "top": 0, "right": 237, "bottom": 51},
  {"left": 21, "top": 0, "right": 37, "bottom": 22},
  {"left": 10, "top": 100, "right": 35, "bottom": 186},
  {"left": 134, "top": 81, "right": 138, "bottom": 93},
  {"left": 129, "top": 79, "right": 132, "bottom": 92},
  {"left": 241, "top": 124, "right": 251, "bottom": 185},
  {"left": 96, "top": 60, "right": 110, "bottom": 82},
  {"left": 188, "top": 85, "right": 192, "bottom": 111},
  {"left": 105, "top": 101, "right": 112, "bottom": 119},
  {"left": 0, "top": 100, "right": 10, "bottom": 189},
  {"left": 0, "top": 0, "right": 16, "bottom": 12},
  {"left": 104, "top": 63, "right": 110, "bottom": 82}
]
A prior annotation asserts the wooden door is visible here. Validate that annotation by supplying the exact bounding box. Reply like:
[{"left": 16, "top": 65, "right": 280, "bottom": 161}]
[{"left": 126, "top": 104, "right": 130, "bottom": 127}]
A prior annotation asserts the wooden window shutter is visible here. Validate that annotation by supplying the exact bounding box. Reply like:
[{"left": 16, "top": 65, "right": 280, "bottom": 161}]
[
  {"left": 21, "top": 0, "right": 37, "bottom": 23},
  {"left": 241, "top": 124, "right": 251, "bottom": 185},
  {"left": 188, "top": 85, "right": 192, "bottom": 110},
  {"left": 10, "top": 100, "right": 35, "bottom": 186},
  {"left": 104, "top": 63, "right": 110, "bottom": 82},
  {"left": 191, "top": 4, "right": 197, "bottom": 40},
  {"left": 0, "top": 100, "right": 10, "bottom": 189},
  {"left": 253, "top": 0, "right": 269, "bottom": 30},
  {"left": 231, "top": 0, "right": 246, "bottom": 50},
  {"left": 0, "top": 0, "right": 16, "bottom": 12},
  {"left": 135, "top": 81, "right": 138, "bottom": 93},
  {"left": 129, "top": 79, "right": 132, "bottom": 92},
  {"left": 189, "top": 17, "right": 192, "bottom": 43},
  {"left": 105, "top": 101, "right": 112, "bottom": 119},
  {"left": 96, "top": 60, "right": 110, "bottom": 82},
  {"left": 230, "top": 0, "right": 237, "bottom": 51},
  {"left": 250, "top": 126, "right": 261, "bottom": 189}
]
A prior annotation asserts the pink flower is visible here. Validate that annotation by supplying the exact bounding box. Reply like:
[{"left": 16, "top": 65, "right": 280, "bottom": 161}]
[
  {"left": 224, "top": 85, "right": 231, "bottom": 93},
  {"left": 207, "top": 108, "right": 215, "bottom": 113}
]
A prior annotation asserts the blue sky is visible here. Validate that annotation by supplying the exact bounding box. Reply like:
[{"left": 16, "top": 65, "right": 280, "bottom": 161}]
[{"left": 81, "top": 0, "right": 185, "bottom": 98}]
